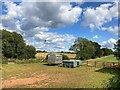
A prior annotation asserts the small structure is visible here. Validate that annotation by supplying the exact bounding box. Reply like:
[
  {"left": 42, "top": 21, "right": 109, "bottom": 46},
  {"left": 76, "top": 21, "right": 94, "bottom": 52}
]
[
  {"left": 63, "top": 60, "right": 82, "bottom": 68},
  {"left": 47, "top": 54, "right": 62, "bottom": 65}
]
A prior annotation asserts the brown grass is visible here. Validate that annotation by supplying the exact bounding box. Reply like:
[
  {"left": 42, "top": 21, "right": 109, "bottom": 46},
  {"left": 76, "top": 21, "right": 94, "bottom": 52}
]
[
  {"left": 35, "top": 52, "right": 76, "bottom": 59},
  {"left": 2, "top": 63, "right": 115, "bottom": 88}
]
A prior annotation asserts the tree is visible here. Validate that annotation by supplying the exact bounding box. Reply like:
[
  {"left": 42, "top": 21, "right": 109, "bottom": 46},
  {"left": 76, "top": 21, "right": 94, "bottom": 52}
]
[
  {"left": 114, "top": 39, "right": 120, "bottom": 60},
  {"left": 107, "top": 39, "right": 120, "bottom": 88},
  {"left": 70, "top": 37, "right": 96, "bottom": 60},
  {"left": 102, "top": 48, "right": 113, "bottom": 56},
  {"left": 2, "top": 30, "right": 36, "bottom": 59}
]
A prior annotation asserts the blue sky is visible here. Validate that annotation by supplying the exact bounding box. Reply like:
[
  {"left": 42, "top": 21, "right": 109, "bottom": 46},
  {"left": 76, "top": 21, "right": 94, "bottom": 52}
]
[{"left": 1, "top": 0, "right": 119, "bottom": 52}]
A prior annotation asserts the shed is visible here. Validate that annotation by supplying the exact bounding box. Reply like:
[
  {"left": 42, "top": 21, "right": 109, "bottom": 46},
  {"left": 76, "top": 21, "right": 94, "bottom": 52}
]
[{"left": 48, "top": 54, "right": 62, "bottom": 65}]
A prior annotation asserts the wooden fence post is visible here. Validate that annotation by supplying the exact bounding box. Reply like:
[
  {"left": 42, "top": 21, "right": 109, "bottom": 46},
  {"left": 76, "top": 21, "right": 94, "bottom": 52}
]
[
  {"left": 87, "top": 61, "right": 88, "bottom": 66},
  {"left": 94, "top": 61, "right": 96, "bottom": 67},
  {"left": 113, "top": 62, "right": 115, "bottom": 68},
  {"left": 102, "top": 62, "right": 105, "bottom": 67}
]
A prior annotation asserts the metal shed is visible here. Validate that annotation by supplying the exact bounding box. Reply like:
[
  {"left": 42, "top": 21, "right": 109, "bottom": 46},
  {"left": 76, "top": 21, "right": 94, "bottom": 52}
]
[{"left": 47, "top": 54, "right": 62, "bottom": 65}]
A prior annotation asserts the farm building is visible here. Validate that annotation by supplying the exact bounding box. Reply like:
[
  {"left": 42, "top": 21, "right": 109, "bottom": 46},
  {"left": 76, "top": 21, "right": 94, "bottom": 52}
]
[{"left": 47, "top": 54, "right": 62, "bottom": 65}]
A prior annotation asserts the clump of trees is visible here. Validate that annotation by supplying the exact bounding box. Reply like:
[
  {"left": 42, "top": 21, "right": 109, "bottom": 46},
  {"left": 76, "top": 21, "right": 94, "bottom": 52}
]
[
  {"left": 69, "top": 37, "right": 113, "bottom": 60},
  {"left": 2, "top": 30, "right": 36, "bottom": 59}
]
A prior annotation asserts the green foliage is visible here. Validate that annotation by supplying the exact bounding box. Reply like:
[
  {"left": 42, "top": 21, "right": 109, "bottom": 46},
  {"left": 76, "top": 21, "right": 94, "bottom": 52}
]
[
  {"left": 114, "top": 39, "right": 120, "bottom": 60},
  {"left": 15, "top": 59, "right": 41, "bottom": 64},
  {"left": 107, "top": 39, "right": 120, "bottom": 89},
  {"left": 102, "top": 48, "right": 113, "bottom": 56},
  {"left": 107, "top": 74, "right": 120, "bottom": 88},
  {"left": 2, "top": 57, "right": 8, "bottom": 64},
  {"left": 62, "top": 54, "right": 70, "bottom": 60},
  {"left": 2, "top": 29, "right": 36, "bottom": 59},
  {"left": 70, "top": 37, "right": 113, "bottom": 60}
]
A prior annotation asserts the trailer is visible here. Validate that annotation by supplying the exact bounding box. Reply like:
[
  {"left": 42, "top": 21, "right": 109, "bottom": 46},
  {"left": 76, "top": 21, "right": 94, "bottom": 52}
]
[
  {"left": 76, "top": 60, "right": 82, "bottom": 67},
  {"left": 47, "top": 54, "right": 62, "bottom": 65},
  {"left": 63, "top": 60, "right": 82, "bottom": 68}
]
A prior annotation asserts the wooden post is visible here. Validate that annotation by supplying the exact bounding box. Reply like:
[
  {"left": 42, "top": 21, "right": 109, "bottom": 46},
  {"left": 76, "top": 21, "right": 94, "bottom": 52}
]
[
  {"left": 113, "top": 62, "right": 115, "bottom": 68},
  {"left": 94, "top": 61, "right": 96, "bottom": 67},
  {"left": 103, "top": 62, "right": 105, "bottom": 67},
  {"left": 87, "top": 61, "right": 88, "bottom": 66}
]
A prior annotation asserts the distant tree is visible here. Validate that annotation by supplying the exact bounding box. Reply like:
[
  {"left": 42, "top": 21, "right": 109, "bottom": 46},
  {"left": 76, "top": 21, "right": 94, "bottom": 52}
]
[
  {"left": 102, "top": 48, "right": 113, "bottom": 56},
  {"left": 70, "top": 37, "right": 95, "bottom": 60}
]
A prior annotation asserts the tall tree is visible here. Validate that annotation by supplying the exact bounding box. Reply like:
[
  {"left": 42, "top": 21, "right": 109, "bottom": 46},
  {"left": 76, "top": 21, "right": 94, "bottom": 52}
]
[
  {"left": 114, "top": 39, "right": 120, "bottom": 60},
  {"left": 69, "top": 37, "right": 95, "bottom": 60},
  {"left": 2, "top": 30, "right": 36, "bottom": 59}
]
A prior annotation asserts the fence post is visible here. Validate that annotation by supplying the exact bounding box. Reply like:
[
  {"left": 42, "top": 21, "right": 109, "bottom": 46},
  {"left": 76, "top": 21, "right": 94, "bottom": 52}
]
[
  {"left": 87, "top": 61, "right": 88, "bottom": 66},
  {"left": 102, "top": 62, "right": 105, "bottom": 67},
  {"left": 94, "top": 61, "right": 96, "bottom": 67},
  {"left": 113, "top": 62, "right": 114, "bottom": 68}
]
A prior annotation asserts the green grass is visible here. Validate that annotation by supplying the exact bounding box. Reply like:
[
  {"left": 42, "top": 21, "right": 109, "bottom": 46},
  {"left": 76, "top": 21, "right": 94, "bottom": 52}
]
[
  {"left": 89, "top": 55, "right": 119, "bottom": 62},
  {"left": 2, "top": 62, "right": 117, "bottom": 88}
]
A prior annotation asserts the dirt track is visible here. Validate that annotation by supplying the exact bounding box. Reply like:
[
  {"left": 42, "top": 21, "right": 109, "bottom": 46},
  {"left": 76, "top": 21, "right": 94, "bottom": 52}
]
[{"left": 2, "top": 73, "right": 66, "bottom": 88}]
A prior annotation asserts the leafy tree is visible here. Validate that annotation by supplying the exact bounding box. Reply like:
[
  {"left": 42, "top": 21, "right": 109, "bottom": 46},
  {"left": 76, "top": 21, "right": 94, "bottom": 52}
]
[
  {"left": 70, "top": 37, "right": 95, "bottom": 60},
  {"left": 114, "top": 39, "right": 120, "bottom": 60},
  {"left": 70, "top": 37, "right": 113, "bottom": 60},
  {"left": 2, "top": 30, "right": 36, "bottom": 59},
  {"left": 102, "top": 48, "right": 113, "bottom": 56},
  {"left": 107, "top": 39, "right": 120, "bottom": 88}
]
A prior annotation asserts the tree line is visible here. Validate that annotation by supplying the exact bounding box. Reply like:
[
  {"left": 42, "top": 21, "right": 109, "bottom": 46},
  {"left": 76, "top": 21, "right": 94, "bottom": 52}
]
[
  {"left": 69, "top": 37, "right": 113, "bottom": 60},
  {"left": 1, "top": 29, "right": 36, "bottom": 59}
]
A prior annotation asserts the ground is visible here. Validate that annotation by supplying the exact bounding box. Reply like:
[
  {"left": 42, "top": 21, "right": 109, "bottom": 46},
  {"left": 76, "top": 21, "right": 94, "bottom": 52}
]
[
  {"left": 88, "top": 55, "right": 119, "bottom": 62},
  {"left": 2, "top": 61, "right": 118, "bottom": 88}
]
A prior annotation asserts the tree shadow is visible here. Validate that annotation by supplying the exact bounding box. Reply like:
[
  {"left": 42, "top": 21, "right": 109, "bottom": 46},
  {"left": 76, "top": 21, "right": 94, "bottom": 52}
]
[
  {"left": 43, "top": 63, "right": 59, "bottom": 66},
  {"left": 95, "top": 67, "right": 119, "bottom": 75}
]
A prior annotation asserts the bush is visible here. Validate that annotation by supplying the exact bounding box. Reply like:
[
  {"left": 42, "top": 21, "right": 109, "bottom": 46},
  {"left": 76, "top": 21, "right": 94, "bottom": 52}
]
[
  {"left": 15, "top": 58, "right": 41, "bottom": 64},
  {"left": 62, "top": 54, "right": 70, "bottom": 60},
  {"left": 2, "top": 57, "right": 8, "bottom": 64}
]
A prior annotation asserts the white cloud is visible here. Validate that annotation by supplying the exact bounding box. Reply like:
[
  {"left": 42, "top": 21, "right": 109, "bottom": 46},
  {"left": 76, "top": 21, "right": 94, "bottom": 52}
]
[
  {"left": 100, "top": 25, "right": 118, "bottom": 35},
  {"left": 101, "top": 38, "right": 117, "bottom": 49},
  {"left": 81, "top": 2, "right": 118, "bottom": 33},
  {"left": 20, "top": 2, "right": 82, "bottom": 30},
  {"left": 1, "top": 1, "right": 79, "bottom": 52},
  {"left": 93, "top": 35, "right": 98, "bottom": 39}
]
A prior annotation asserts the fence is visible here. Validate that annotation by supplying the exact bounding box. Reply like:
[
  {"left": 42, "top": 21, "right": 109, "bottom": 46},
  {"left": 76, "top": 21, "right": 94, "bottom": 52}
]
[{"left": 82, "top": 60, "right": 120, "bottom": 68}]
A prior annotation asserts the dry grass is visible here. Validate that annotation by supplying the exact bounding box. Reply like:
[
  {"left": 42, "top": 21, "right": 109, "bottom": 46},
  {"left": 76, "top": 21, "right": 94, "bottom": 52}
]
[
  {"left": 35, "top": 52, "right": 76, "bottom": 59},
  {"left": 2, "top": 63, "right": 116, "bottom": 88}
]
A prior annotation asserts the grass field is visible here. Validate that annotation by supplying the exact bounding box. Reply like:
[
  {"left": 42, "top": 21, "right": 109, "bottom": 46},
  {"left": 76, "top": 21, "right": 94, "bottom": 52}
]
[
  {"left": 88, "top": 55, "right": 119, "bottom": 62},
  {"left": 2, "top": 60, "right": 118, "bottom": 88},
  {"left": 36, "top": 52, "right": 76, "bottom": 59},
  {"left": 2, "top": 55, "right": 118, "bottom": 88}
]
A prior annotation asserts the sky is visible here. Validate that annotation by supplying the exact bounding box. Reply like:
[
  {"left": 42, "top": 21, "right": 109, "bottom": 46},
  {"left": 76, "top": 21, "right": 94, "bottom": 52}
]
[{"left": 1, "top": 0, "right": 119, "bottom": 52}]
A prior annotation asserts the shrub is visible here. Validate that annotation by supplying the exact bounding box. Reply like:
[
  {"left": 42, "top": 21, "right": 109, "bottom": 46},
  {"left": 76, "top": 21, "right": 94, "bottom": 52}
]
[
  {"left": 62, "top": 54, "right": 70, "bottom": 60},
  {"left": 2, "top": 57, "right": 8, "bottom": 64},
  {"left": 15, "top": 58, "right": 41, "bottom": 64}
]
